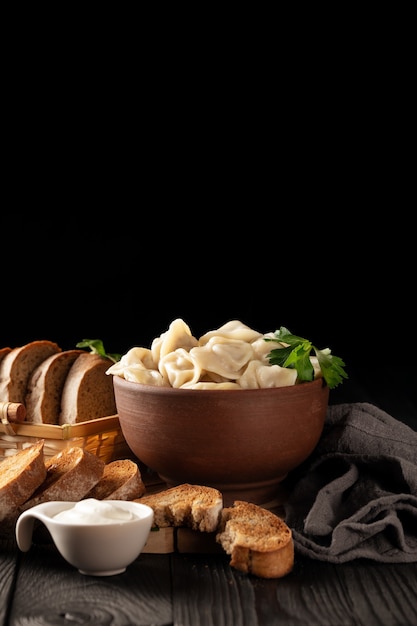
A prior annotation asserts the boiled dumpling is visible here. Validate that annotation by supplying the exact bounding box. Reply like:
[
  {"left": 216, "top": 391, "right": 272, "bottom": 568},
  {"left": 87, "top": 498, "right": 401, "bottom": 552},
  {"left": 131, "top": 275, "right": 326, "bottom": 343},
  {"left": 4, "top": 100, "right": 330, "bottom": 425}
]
[
  {"left": 159, "top": 348, "right": 202, "bottom": 388},
  {"left": 151, "top": 318, "right": 198, "bottom": 363},
  {"left": 106, "top": 347, "right": 159, "bottom": 381},
  {"left": 199, "top": 320, "right": 262, "bottom": 345},
  {"left": 190, "top": 336, "right": 253, "bottom": 380},
  {"left": 238, "top": 360, "right": 298, "bottom": 389}
]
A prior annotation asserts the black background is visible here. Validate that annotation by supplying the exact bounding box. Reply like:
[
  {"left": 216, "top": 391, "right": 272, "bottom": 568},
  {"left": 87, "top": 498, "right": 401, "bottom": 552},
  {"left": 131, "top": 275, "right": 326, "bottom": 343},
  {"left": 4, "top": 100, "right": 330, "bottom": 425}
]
[{"left": 2, "top": 70, "right": 415, "bottom": 429}]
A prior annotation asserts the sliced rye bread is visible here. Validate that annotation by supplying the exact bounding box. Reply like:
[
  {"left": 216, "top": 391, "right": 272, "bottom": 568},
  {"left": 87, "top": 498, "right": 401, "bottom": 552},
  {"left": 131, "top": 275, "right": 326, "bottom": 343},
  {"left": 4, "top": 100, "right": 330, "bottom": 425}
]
[
  {"left": 0, "top": 340, "right": 62, "bottom": 405},
  {"left": 19, "top": 446, "right": 105, "bottom": 512},
  {"left": 59, "top": 352, "right": 117, "bottom": 424},
  {"left": 216, "top": 500, "right": 294, "bottom": 578},
  {"left": 84, "top": 459, "right": 146, "bottom": 500},
  {"left": 25, "top": 349, "right": 85, "bottom": 424},
  {"left": 136, "top": 483, "right": 223, "bottom": 532},
  {"left": 0, "top": 347, "right": 12, "bottom": 366},
  {"left": 0, "top": 440, "right": 47, "bottom": 528}
]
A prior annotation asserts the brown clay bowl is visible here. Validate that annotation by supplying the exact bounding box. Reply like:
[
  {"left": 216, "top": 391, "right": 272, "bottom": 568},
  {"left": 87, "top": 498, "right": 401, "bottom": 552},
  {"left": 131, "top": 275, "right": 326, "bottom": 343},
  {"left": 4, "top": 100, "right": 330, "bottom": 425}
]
[{"left": 113, "top": 375, "right": 329, "bottom": 506}]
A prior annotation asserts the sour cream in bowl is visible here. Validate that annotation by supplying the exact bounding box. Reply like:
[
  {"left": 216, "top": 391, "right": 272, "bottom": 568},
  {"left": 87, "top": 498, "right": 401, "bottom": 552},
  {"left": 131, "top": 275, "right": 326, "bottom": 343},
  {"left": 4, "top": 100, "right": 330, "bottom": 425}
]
[{"left": 16, "top": 498, "right": 154, "bottom": 576}]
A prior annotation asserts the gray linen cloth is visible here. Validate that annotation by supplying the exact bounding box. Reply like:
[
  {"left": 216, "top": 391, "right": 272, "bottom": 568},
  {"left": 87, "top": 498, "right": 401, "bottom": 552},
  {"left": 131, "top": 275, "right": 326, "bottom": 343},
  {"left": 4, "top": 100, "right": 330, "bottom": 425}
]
[{"left": 283, "top": 402, "right": 417, "bottom": 563}]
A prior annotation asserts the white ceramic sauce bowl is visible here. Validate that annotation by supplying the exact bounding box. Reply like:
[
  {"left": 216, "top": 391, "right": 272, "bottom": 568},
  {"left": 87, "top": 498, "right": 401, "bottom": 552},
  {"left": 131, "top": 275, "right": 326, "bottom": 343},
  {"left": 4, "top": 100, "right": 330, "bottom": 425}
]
[{"left": 15, "top": 499, "right": 154, "bottom": 576}]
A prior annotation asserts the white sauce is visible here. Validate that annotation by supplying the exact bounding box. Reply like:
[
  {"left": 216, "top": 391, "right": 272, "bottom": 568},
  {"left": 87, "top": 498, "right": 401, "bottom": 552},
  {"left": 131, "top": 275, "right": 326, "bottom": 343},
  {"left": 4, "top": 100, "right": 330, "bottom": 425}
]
[{"left": 53, "top": 498, "right": 137, "bottom": 524}]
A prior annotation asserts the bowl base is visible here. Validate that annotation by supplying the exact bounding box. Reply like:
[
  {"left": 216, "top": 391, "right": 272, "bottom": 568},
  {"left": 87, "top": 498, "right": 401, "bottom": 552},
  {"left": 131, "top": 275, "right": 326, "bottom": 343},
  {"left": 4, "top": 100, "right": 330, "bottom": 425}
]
[
  {"left": 78, "top": 567, "right": 127, "bottom": 576},
  {"left": 160, "top": 475, "right": 289, "bottom": 508}
]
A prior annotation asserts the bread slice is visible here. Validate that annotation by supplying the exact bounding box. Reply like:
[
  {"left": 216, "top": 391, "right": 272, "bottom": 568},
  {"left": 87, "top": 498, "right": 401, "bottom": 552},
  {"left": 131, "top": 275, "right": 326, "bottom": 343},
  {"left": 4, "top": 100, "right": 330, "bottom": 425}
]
[
  {"left": 25, "top": 349, "right": 85, "bottom": 424},
  {"left": 20, "top": 446, "right": 105, "bottom": 512},
  {"left": 0, "top": 440, "right": 46, "bottom": 524},
  {"left": 84, "top": 459, "right": 146, "bottom": 500},
  {"left": 0, "top": 340, "right": 62, "bottom": 405},
  {"left": 59, "top": 352, "right": 117, "bottom": 424},
  {"left": 136, "top": 483, "right": 223, "bottom": 532},
  {"left": 0, "top": 347, "right": 12, "bottom": 366},
  {"left": 216, "top": 500, "right": 294, "bottom": 578}
]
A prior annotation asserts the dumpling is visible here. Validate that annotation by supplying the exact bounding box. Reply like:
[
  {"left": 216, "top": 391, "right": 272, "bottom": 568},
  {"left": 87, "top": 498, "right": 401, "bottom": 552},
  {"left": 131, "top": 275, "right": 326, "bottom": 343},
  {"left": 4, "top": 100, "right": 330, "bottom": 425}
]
[
  {"left": 250, "top": 333, "right": 281, "bottom": 362},
  {"left": 182, "top": 381, "right": 241, "bottom": 390},
  {"left": 106, "top": 347, "right": 158, "bottom": 378},
  {"left": 199, "top": 320, "right": 262, "bottom": 345},
  {"left": 190, "top": 337, "right": 254, "bottom": 380},
  {"left": 310, "top": 356, "right": 324, "bottom": 380},
  {"left": 159, "top": 348, "right": 202, "bottom": 388},
  {"left": 238, "top": 360, "right": 298, "bottom": 389},
  {"left": 123, "top": 367, "right": 167, "bottom": 386},
  {"left": 151, "top": 318, "right": 198, "bottom": 363},
  {"left": 106, "top": 347, "right": 166, "bottom": 385}
]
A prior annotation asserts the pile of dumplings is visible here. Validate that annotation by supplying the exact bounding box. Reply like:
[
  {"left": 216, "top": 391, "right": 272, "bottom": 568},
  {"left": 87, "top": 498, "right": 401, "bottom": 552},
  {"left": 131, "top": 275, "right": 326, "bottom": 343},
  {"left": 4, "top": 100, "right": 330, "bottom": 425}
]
[{"left": 106, "top": 319, "right": 322, "bottom": 390}]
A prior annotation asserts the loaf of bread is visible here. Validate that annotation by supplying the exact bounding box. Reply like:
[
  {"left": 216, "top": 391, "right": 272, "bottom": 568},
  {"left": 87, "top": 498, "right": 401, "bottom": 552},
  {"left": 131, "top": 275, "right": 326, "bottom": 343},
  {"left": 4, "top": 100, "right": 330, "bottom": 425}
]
[
  {"left": 216, "top": 500, "right": 294, "bottom": 578},
  {"left": 0, "top": 341, "right": 118, "bottom": 425},
  {"left": 0, "top": 440, "right": 46, "bottom": 526},
  {"left": 0, "top": 340, "right": 62, "bottom": 405},
  {"left": 137, "top": 483, "right": 223, "bottom": 532},
  {"left": 20, "top": 446, "right": 105, "bottom": 512},
  {"left": 85, "top": 459, "right": 146, "bottom": 500},
  {"left": 59, "top": 352, "right": 117, "bottom": 424},
  {"left": 25, "top": 349, "right": 84, "bottom": 424}
]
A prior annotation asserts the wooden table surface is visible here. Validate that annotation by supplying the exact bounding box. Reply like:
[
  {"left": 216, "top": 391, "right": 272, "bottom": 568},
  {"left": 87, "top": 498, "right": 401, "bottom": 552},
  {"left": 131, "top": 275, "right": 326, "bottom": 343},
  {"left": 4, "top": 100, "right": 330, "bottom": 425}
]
[
  {"left": 1, "top": 367, "right": 416, "bottom": 626},
  {"left": 1, "top": 537, "right": 417, "bottom": 626}
]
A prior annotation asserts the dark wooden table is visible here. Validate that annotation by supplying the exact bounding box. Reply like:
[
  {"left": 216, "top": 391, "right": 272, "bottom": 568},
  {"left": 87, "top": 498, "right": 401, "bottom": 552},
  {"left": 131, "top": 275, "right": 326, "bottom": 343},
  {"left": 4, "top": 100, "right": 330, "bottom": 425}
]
[
  {"left": 1, "top": 538, "right": 417, "bottom": 626},
  {"left": 1, "top": 368, "right": 416, "bottom": 626}
]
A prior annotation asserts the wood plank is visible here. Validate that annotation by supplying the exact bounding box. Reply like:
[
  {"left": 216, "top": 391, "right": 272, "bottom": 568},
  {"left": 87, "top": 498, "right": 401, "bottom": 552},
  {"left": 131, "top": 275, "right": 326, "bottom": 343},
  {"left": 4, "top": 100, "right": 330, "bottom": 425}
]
[
  {"left": 172, "top": 552, "right": 259, "bottom": 626},
  {"left": 8, "top": 542, "right": 173, "bottom": 626},
  {"left": 0, "top": 539, "right": 19, "bottom": 626},
  {"left": 143, "top": 526, "right": 175, "bottom": 553},
  {"left": 171, "top": 553, "right": 417, "bottom": 625}
]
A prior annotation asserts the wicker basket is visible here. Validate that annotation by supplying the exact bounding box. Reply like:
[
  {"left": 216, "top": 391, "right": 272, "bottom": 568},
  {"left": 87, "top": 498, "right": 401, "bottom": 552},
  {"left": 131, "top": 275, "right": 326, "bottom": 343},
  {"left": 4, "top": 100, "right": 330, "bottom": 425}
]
[{"left": 0, "top": 414, "right": 132, "bottom": 463}]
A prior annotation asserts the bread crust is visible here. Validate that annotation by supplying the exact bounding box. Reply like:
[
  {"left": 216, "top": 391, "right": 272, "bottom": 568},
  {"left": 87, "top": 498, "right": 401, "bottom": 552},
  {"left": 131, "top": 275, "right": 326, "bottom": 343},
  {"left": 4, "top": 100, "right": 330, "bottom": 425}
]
[
  {"left": 0, "top": 440, "right": 46, "bottom": 524},
  {"left": 137, "top": 483, "right": 223, "bottom": 532},
  {"left": 216, "top": 500, "right": 294, "bottom": 578},
  {"left": 59, "top": 353, "right": 117, "bottom": 424},
  {"left": 0, "top": 347, "right": 12, "bottom": 366},
  {"left": 85, "top": 459, "right": 146, "bottom": 500},
  {"left": 20, "top": 446, "right": 105, "bottom": 511},
  {"left": 0, "top": 341, "right": 62, "bottom": 404},
  {"left": 25, "top": 349, "right": 84, "bottom": 424}
]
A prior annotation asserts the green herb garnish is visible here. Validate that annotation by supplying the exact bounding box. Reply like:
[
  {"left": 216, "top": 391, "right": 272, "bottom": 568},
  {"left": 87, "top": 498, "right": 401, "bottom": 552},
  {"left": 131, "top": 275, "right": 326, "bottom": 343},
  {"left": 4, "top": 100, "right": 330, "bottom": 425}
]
[
  {"left": 265, "top": 327, "right": 348, "bottom": 389},
  {"left": 76, "top": 339, "right": 121, "bottom": 364}
]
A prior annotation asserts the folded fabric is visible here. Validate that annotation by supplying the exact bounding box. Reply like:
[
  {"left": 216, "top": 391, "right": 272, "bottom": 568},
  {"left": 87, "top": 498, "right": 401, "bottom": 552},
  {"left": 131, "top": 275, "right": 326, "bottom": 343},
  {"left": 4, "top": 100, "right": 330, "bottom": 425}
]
[{"left": 283, "top": 402, "right": 417, "bottom": 563}]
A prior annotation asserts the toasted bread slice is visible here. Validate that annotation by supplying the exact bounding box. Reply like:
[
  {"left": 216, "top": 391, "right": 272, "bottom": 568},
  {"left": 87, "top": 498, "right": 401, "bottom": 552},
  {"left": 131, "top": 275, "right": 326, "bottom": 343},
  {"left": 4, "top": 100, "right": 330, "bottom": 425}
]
[
  {"left": 59, "top": 352, "right": 117, "bottom": 424},
  {"left": 20, "top": 446, "right": 105, "bottom": 512},
  {"left": 136, "top": 483, "right": 223, "bottom": 532},
  {"left": 0, "top": 340, "right": 62, "bottom": 405},
  {"left": 25, "top": 349, "right": 85, "bottom": 424},
  {"left": 0, "top": 440, "right": 46, "bottom": 525},
  {"left": 216, "top": 500, "right": 294, "bottom": 578},
  {"left": 85, "top": 459, "right": 146, "bottom": 500}
]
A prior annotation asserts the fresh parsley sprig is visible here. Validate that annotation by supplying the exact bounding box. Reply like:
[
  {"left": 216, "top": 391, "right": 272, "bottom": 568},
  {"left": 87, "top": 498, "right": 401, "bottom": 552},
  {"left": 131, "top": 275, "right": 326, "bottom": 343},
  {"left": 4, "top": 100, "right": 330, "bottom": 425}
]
[
  {"left": 264, "top": 327, "right": 348, "bottom": 389},
  {"left": 76, "top": 339, "right": 121, "bottom": 364}
]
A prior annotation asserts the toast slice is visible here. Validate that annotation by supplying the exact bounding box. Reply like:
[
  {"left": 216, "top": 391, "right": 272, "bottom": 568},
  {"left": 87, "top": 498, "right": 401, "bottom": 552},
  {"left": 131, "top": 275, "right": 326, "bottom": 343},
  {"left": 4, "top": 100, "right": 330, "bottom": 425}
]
[
  {"left": 85, "top": 459, "right": 146, "bottom": 500},
  {"left": 136, "top": 483, "right": 223, "bottom": 532},
  {"left": 25, "top": 349, "right": 85, "bottom": 424},
  {"left": 0, "top": 340, "right": 62, "bottom": 405},
  {"left": 0, "top": 440, "right": 46, "bottom": 525},
  {"left": 20, "top": 446, "right": 105, "bottom": 512},
  {"left": 216, "top": 500, "right": 294, "bottom": 578},
  {"left": 59, "top": 352, "right": 117, "bottom": 424}
]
